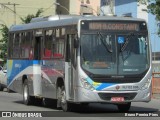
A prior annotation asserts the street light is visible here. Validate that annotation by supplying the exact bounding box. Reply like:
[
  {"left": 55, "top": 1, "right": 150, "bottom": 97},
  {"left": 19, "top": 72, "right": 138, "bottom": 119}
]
[{"left": 54, "top": 2, "right": 70, "bottom": 14}]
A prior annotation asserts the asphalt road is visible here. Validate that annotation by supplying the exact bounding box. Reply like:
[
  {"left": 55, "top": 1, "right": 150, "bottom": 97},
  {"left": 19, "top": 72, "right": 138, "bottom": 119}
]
[{"left": 0, "top": 90, "right": 160, "bottom": 120}]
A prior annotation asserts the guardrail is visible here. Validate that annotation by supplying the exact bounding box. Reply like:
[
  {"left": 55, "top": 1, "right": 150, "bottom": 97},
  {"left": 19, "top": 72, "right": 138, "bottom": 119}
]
[{"left": 152, "top": 72, "right": 160, "bottom": 98}]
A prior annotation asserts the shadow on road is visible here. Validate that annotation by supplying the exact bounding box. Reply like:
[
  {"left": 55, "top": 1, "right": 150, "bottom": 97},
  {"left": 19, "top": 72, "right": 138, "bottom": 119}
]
[{"left": 13, "top": 100, "right": 159, "bottom": 114}]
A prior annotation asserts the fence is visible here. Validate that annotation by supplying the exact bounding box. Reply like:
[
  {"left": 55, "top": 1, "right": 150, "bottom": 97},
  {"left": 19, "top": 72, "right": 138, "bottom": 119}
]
[{"left": 152, "top": 72, "right": 160, "bottom": 98}]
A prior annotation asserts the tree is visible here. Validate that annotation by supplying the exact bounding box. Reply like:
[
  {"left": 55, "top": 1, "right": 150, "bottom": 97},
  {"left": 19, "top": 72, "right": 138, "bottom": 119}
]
[
  {"left": 147, "top": 0, "right": 160, "bottom": 35},
  {"left": 0, "top": 24, "right": 8, "bottom": 62},
  {"left": 147, "top": 0, "right": 160, "bottom": 20},
  {"left": 0, "top": 8, "right": 44, "bottom": 62},
  {"left": 21, "top": 8, "right": 44, "bottom": 24},
  {"left": 138, "top": 0, "right": 160, "bottom": 35}
]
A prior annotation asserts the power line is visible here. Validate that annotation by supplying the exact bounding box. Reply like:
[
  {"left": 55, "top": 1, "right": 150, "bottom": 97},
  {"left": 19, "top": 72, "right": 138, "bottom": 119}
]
[
  {"left": 43, "top": 3, "right": 54, "bottom": 13},
  {"left": 0, "top": 2, "right": 20, "bottom": 25}
]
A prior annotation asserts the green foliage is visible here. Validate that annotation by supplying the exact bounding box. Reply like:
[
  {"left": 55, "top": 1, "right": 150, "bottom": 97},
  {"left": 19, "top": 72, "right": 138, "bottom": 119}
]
[
  {"left": 138, "top": 0, "right": 160, "bottom": 35},
  {"left": 147, "top": 0, "right": 160, "bottom": 21},
  {"left": 21, "top": 8, "right": 44, "bottom": 24},
  {"left": 147, "top": 0, "right": 160, "bottom": 35},
  {"left": 0, "top": 24, "right": 8, "bottom": 62}
]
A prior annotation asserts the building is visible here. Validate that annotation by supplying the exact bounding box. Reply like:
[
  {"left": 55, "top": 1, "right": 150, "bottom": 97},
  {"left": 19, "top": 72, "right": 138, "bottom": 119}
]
[
  {"left": 0, "top": 0, "right": 101, "bottom": 28},
  {"left": 56, "top": 0, "right": 100, "bottom": 15},
  {"left": 152, "top": 52, "right": 160, "bottom": 72},
  {"left": 0, "top": 0, "right": 56, "bottom": 27}
]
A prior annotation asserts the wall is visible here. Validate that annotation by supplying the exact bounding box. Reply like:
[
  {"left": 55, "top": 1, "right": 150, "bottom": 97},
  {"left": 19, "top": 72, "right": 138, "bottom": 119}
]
[{"left": 69, "top": 0, "right": 100, "bottom": 15}]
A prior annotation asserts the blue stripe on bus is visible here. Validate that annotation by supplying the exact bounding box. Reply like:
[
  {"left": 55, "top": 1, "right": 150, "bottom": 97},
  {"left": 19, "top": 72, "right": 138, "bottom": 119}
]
[
  {"left": 7, "top": 60, "right": 41, "bottom": 85},
  {"left": 86, "top": 77, "right": 116, "bottom": 90},
  {"left": 86, "top": 77, "right": 93, "bottom": 84},
  {"left": 96, "top": 83, "right": 115, "bottom": 90},
  {"left": 33, "top": 60, "right": 39, "bottom": 64}
]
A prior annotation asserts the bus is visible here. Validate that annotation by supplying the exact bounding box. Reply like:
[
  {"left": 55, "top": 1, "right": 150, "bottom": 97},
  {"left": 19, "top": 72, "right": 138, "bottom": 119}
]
[{"left": 7, "top": 15, "right": 152, "bottom": 112}]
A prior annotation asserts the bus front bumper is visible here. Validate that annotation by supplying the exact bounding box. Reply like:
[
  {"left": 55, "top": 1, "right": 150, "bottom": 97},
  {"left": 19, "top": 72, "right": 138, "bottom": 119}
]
[{"left": 73, "top": 86, "right": 151, "bottom": 103}]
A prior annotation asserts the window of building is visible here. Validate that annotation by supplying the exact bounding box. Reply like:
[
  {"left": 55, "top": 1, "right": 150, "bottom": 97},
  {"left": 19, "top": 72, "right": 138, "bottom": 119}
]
[
  {"left": 86, "top": 0, "right": 90, "bottom": 4},
  {"left": 81, "top": 0, "right": 84, "bottom": 4},
  {"left": 80, "top": 5, "right": 93, "bottom": 15}
]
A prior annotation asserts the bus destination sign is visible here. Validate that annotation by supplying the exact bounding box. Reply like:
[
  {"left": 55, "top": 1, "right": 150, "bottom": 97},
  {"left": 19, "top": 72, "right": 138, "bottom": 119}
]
[{"left": 89, "top": 22, "right": 139, "bottom": 31}]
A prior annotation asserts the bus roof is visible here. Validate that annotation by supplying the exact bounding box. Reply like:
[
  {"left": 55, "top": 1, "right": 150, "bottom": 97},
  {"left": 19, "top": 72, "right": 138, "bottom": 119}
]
[{"left": 9, "top": 15, "right": 146, "bottom": 32}]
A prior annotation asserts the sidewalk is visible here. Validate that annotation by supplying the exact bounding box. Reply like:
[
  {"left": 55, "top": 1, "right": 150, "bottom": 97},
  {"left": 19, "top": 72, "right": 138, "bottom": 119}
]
[{"left": 152, "top": 93, "right": 160, "bottom": 99}]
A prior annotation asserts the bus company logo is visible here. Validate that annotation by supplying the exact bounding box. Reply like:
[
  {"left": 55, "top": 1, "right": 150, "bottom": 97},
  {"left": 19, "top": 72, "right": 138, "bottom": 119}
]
[
  {"left": 2, "top": 112, "right": 11, "bottom": 117},
  {"left": 115, "top": 85, "right": 120, "bottom": 90}
]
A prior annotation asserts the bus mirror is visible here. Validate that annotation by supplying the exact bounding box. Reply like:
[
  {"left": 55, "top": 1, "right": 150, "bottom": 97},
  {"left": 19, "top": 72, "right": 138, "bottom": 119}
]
[{"left": 74, "top": 38, "right": 79, "bottom": 48}]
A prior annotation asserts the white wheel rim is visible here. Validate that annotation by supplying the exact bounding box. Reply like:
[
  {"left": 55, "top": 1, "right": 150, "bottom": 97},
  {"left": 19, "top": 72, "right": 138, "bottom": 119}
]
[
  {"left": 24, "top": 85, "right": 28, "bottom": 101},
  {"left": 61, "top": 91, "right": 66, "bottom": 104}
]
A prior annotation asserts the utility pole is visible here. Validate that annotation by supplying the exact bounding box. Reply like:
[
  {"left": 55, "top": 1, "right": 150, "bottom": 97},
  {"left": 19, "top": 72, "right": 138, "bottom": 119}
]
[{"left": 0, "top": 2, "right": 20, "bottom": 25}]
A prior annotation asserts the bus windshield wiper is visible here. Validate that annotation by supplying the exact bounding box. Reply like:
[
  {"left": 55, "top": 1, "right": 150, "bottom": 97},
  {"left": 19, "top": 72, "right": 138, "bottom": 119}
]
[
  {"left": 121, "top": 33, "right": 135, "bottom": 52},
  {"left": 97, "top": 32, "right": 113, "bottom": 53}
]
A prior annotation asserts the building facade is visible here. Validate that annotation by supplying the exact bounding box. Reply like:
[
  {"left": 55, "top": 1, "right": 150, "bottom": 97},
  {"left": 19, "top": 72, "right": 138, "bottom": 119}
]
[
  {"left": 0, "top": 0, "right": 56, "bottom": 27},
  {"left": 56, "top": 0, "right": 100, "bottom": 15},
  {"left": 0, "top": 0, "right": 101, "bottom": 27}
]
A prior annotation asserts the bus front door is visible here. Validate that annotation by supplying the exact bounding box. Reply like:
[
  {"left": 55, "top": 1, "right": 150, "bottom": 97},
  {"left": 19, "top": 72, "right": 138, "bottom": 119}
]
[{"left": 65, "top": 35, "right": 76, "bottom": 100}]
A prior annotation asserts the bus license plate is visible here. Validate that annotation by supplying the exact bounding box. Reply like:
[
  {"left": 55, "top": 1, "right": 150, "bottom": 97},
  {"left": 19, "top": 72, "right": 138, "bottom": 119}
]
[{"left": 111, "top": 97, "right": 124, "bottom": 102}]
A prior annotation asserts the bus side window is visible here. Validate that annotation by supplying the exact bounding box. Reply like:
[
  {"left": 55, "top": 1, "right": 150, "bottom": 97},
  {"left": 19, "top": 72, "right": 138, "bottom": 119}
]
[
  {"left": 8, "top": 33, "right": 14, "bottom": 58},
  {"left": 34, "top": 36, "right": 42, "bottom": 60},
  {"left": 53, "top": 28, "right": 64, "bottom": 59},
  {"left": 20, "top": 32, "right": 32, "bottom": 59},
  {"left": 43, "top": 30, "right": 53, "bottom": 59},
  {"left": 13, "top": 33, "right": 20, "bottom": 58}
]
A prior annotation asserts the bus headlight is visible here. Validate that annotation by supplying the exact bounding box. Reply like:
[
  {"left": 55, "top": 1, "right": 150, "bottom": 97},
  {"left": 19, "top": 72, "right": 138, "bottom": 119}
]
[
  {"left": 80, "top": 78, "right": 94, "bottom": 91},
  {"left": 141, "top": 78, "right": 152, "bottom": 90}
]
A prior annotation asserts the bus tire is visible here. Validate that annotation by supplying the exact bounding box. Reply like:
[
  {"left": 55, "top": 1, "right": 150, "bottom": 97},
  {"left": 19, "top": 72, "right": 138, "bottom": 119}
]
[
  {"left": 23, "top": 80, "right": 35, "bottom": 105},
  {"left": 42, "top": 98, "right": 57, "bottom": 108},
  {"left": 7, "top": 88, "right": 11, "bottom": 93},
  {"left": 57, "top": 86, "right": 72, "bottom": 112},
  {"left": 0, "top": 84, "right": 3, "bottom": 91},
  {"left": 81, "top": 103, "right": 89, "bottom": 106},
  {"left": 117, "top": 102, "right": 131, "bottom": 112}
]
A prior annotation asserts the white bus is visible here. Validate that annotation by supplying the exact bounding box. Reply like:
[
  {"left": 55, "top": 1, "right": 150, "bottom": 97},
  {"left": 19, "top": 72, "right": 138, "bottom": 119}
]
[{"left": 7, "top": 15, "right": 152, "bottom": 112}]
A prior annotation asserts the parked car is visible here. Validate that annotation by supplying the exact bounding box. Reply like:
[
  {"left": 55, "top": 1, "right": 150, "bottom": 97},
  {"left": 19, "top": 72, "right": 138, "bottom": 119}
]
[{"left": 0, "top": 64, "right": 7, "bottom": 91}]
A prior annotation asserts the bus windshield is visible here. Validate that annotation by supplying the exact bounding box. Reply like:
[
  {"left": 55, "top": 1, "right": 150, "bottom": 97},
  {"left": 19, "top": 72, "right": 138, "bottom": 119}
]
[{"left": 80, "top": 32, "right": 150, "bottom": 76}]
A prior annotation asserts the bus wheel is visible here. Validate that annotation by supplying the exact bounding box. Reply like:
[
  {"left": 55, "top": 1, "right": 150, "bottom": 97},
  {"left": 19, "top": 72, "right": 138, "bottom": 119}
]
[
  {"left": 42, "top": 98, "right": 57, "bottom": 108},
  {"left": 0, "top": 84, "right": 3, "bottom": 91},
  {"left": 23, "top": 80, "right": 34, "bottom": 105},
  {"left": 57, "top": 86, "right": 71, "bottom": 112},
  {"left": 117, "top": 102, "right": 131, "bottom": 112}
]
